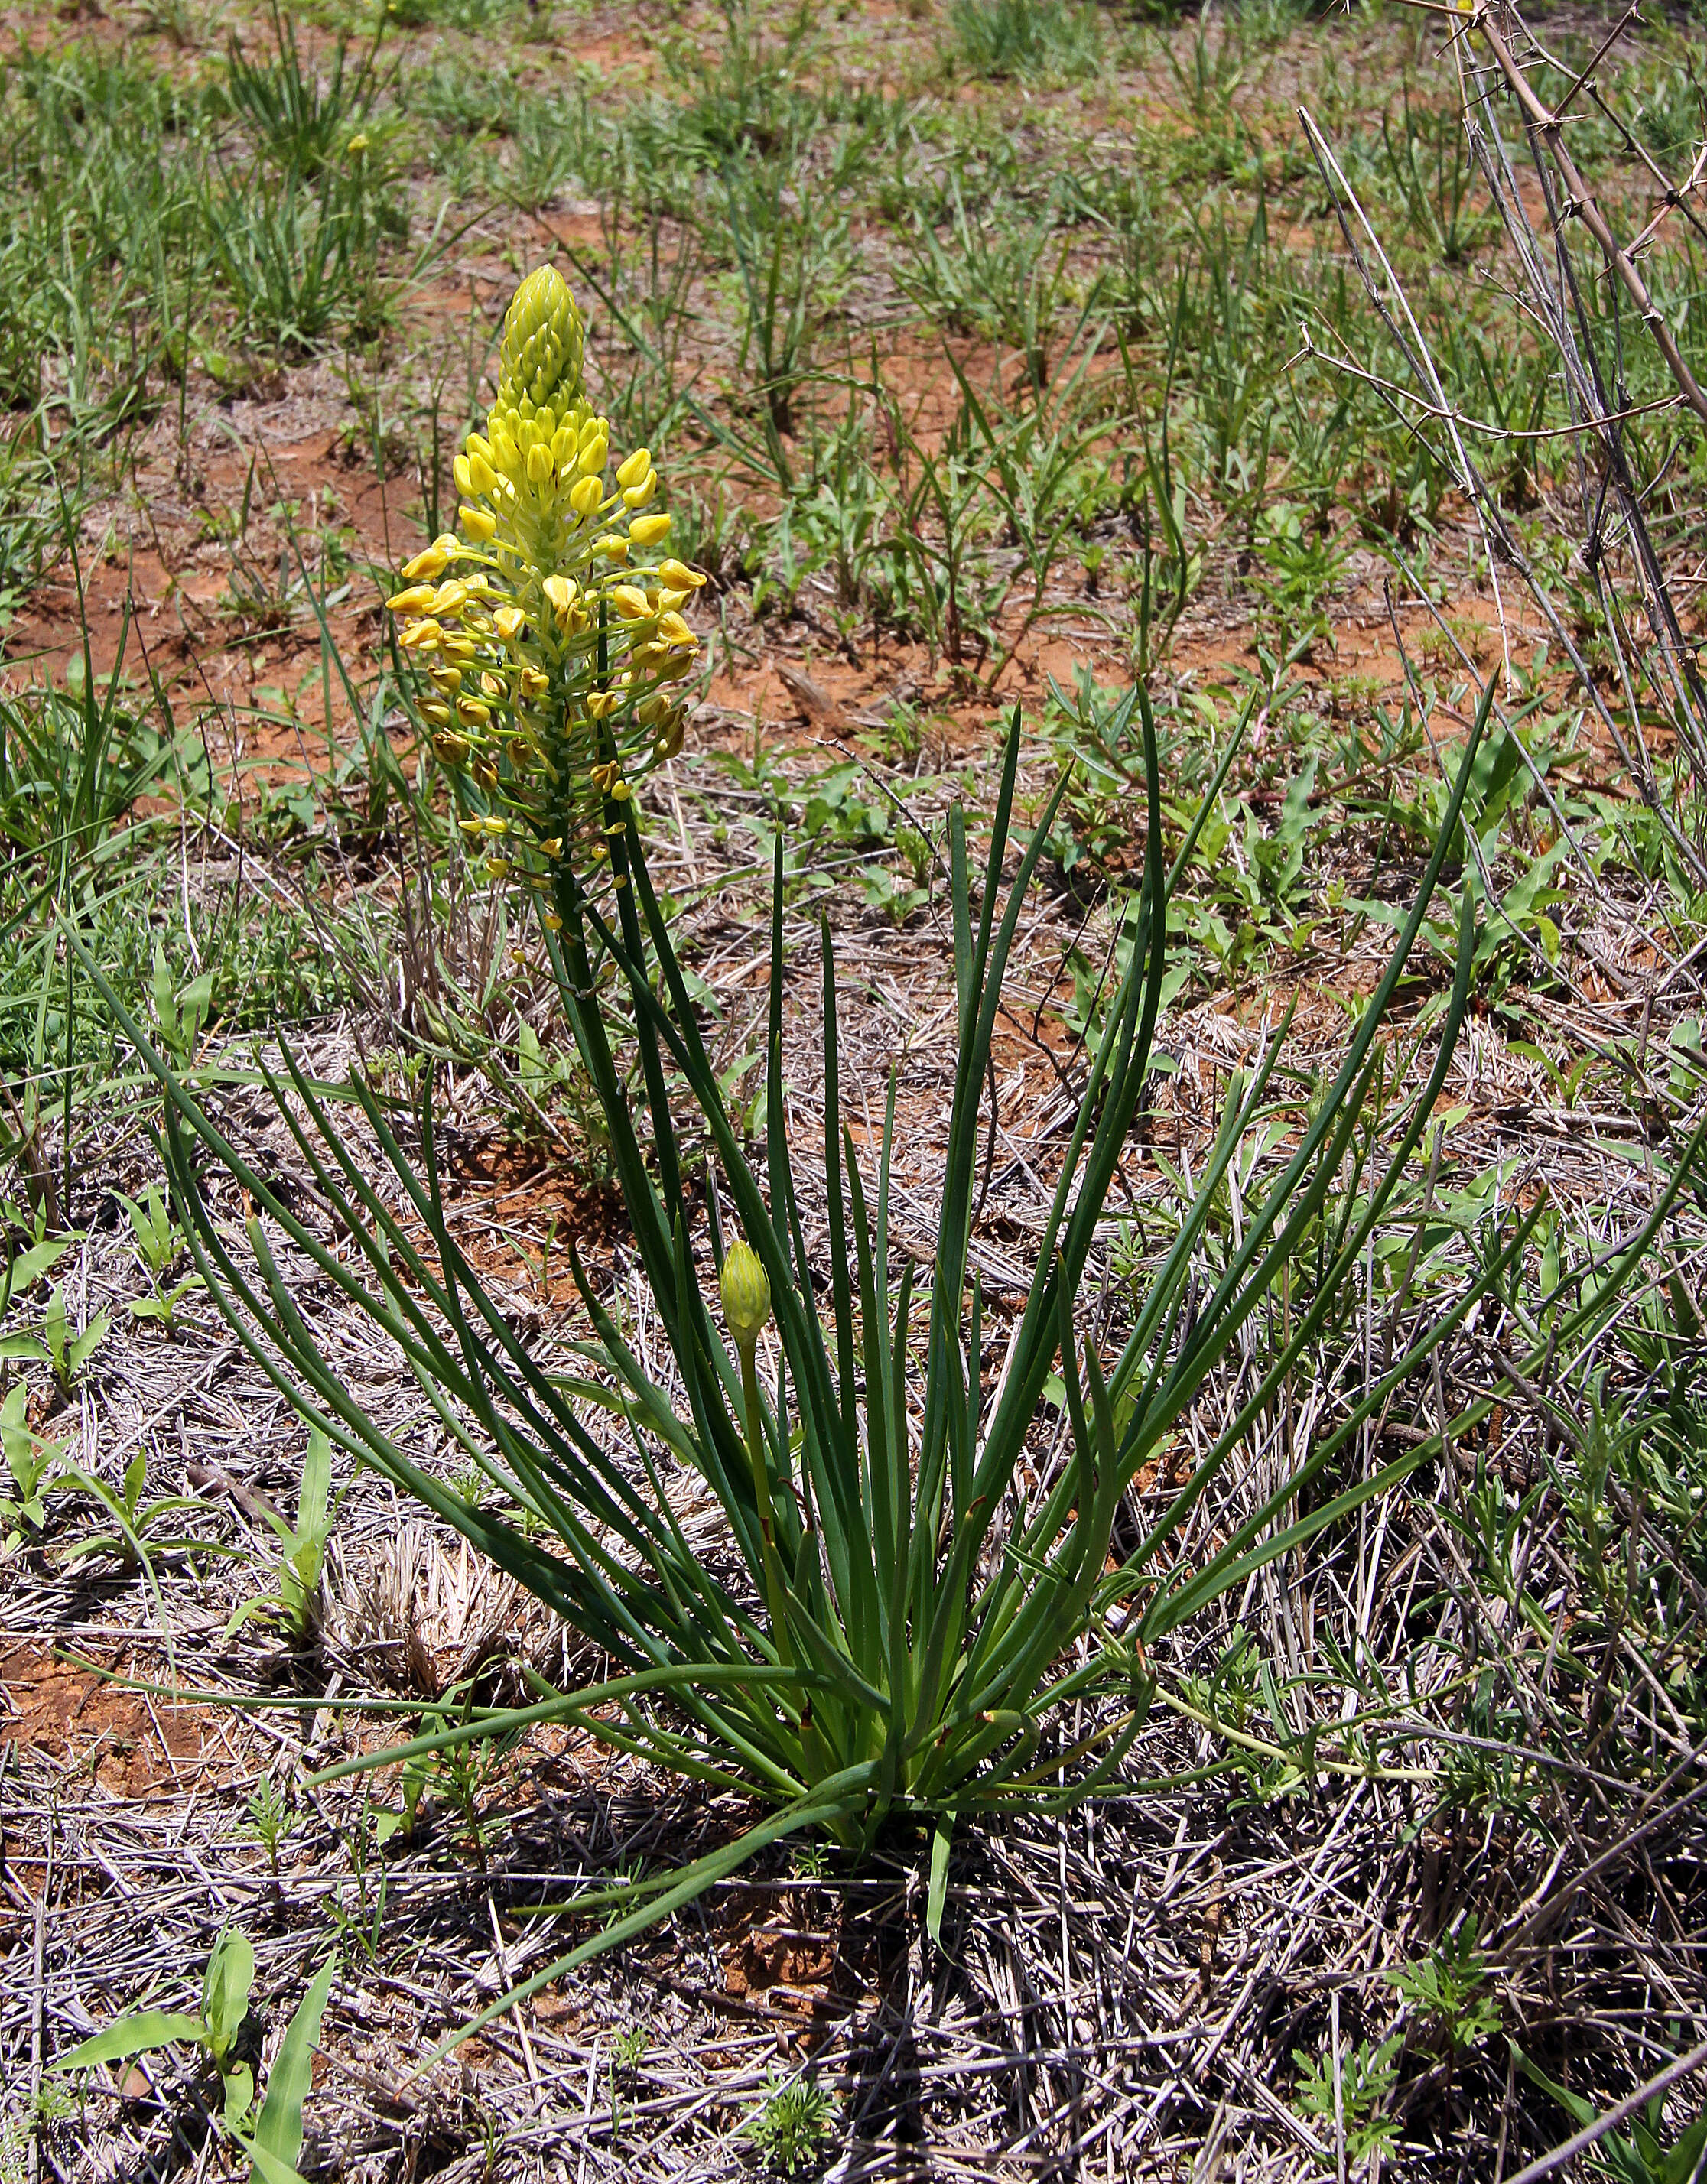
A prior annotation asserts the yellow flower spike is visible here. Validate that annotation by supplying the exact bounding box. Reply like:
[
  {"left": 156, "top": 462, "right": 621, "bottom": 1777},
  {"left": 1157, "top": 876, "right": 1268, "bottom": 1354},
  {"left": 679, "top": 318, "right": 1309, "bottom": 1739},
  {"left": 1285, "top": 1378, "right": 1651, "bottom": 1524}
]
[
  {"left": 386, "top": 583, "right": 437, "bottom": 613},
  {"left": 592, "top": 534, "right": 629, "bottom": 562},
  {"left": 629, "top": 513, "right": 671, "bottom": 549},
  {"left": 616, "top": 447, "right": 652, "bottom": 490},
  {"left": 623, "top": 472, "right": 659, "bottom": 510},
  {"left": 612, "top": 584, "right": 651, "bottom": 620},
  {"left": 494, "top": 605, "right": 526, "bottom": 641},
  {"left": 577, "top": 437, "right": 608, "bottom": 477},
  {"left": 658, "top": 559, "right": 706, "bottom": 590},
  {"left": 568, "top": 475, "right": 603, "bottom": 518}
]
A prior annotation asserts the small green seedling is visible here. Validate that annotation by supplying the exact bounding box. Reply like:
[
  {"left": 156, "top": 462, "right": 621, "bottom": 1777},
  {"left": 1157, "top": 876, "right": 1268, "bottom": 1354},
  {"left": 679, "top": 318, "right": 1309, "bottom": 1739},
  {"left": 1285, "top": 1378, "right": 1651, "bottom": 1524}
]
[
  {"left": 746, "top": 2071, "right": 835, "bottom": 2176},
  {"left": 1292, "top": 2033, "right": 1403, "bottom": 2163},
  {"left": 226, "top": 1430, "right": 340, "bottom": 1643},
  {"left": 152, "top": 938, "right": 215, "bottom": 1072},
  {"left": 245, "top": 1778, "right": 292, "bottom": 1873},
  {"left": 0, "top": 1282, "right": 112, "bottom": 1395},
  {"left": 1387, "top": 1917, "right": 1501, "bottom": 2052},
  {"left": 1514, "top": 2043, "right": 1707, "bottom": 2184},
  {"left": 62, "top": 1448, "right": 226, "bottom": 1572},
  {"left": 0, "top": 1383, "right": 67, "bottom": 1551},
  {"left": 118, "top": 1185, "right": 204, "bottom": 1334},
  {"left": 55, "top": 1929, "right": 335, "bottom": 2183}
]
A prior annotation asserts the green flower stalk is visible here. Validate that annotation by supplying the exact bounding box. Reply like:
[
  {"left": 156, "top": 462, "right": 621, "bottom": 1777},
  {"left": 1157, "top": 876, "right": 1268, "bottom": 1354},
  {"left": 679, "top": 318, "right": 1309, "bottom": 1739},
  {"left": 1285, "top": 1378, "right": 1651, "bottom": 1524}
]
[
  {"left": 387, "top": 265, "right": 705, "bottom": 911},
  {"left": 720, "top": 1240, "right": 792, "bottom": 1662}
]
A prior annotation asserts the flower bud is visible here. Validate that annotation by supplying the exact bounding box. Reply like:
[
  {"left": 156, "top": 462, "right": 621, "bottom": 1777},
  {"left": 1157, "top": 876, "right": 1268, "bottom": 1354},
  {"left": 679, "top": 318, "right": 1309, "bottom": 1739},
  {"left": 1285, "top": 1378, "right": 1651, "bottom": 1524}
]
[
  {"left": 628, "top": 513, "right": 671, "bottom": 548},
  {"left": 454, "top": 453, "right": 473, "bottom": 496},
  {"left": 543, "top": 574, "right": 576, "bottom": 622},
  {"left": 526, "top": 442, "right": 554, "bottom": 486},
  {"left": 612, "top": 585, "right": 651, "bottom": 620},
  {"left": 623, "top": 473, "right": 659, "bottom": 510},
  {"left": 592, "top": 533, "right": 629, "bottom": 562},
  {"left": 658, "top": 559, "right": 706, "bottom": 590},
  {"left": 568, "top": 475, "right": 603, "bottom": 518},
  {"left": 616, "top": 447, "right": 652, "bottom": 489},
  {"left": 720, "top": 1240, "right": 771, "bottom": 1351},
  {"left": 495, "top": 266, "right": 585, "bottom": 424},
  {"left": 460, "top": 505, "right": 496, "bottom": 540},
  {"left": 577, "top": 437, "right": 608, "bottom": 477},
  {"left": 387, "top": 583, "right": 436, "bottom": 613},
  {"left": 494, "top": 604, "right": 525, "bottom": 640}
]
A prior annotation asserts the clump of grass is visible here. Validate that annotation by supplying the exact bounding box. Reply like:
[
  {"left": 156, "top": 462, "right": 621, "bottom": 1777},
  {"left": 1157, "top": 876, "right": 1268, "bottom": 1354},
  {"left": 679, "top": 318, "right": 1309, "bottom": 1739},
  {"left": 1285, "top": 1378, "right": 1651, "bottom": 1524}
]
[{"left": 946, "top": 0, "right": 1103, "bottom": 81}]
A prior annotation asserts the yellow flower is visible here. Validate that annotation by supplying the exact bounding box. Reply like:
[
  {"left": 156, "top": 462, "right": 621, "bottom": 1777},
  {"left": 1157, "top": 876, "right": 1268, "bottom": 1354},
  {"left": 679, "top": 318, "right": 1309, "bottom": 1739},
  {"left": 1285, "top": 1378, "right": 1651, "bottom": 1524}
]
[{"left": 395, "top": 265, "right": 703, "bottom": 894}]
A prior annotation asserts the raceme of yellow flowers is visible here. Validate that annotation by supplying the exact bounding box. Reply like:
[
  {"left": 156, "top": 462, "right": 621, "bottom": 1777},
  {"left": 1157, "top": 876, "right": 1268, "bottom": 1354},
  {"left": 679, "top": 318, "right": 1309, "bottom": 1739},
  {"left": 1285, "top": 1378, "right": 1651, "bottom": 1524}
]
[{"left": 385, "top": 265, "right": 704, "bottom": 922}]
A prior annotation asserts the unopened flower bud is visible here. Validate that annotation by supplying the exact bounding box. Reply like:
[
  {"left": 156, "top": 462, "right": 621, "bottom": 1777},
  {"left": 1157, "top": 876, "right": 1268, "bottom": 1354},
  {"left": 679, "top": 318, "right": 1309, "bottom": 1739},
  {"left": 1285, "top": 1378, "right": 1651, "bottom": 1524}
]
[
  {"left": 616, "top": 447, "right": 652, "bottom": 490},
  {"left": 720, "top": 1240, "right": 771, "bottom": 1352},
  {"left": 628, "top": 513, "right": 671, "bottom": 548}
]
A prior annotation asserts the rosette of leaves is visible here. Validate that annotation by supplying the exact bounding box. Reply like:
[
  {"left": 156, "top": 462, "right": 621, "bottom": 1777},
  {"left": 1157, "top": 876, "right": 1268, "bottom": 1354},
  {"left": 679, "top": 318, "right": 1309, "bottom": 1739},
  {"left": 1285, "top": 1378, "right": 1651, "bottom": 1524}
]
[
  {"left": 89, "top": 681, "right": 1699, "bottom": 2049},
  {"left": 387, "top": 265, "right": 705, "bottom": 905}
]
